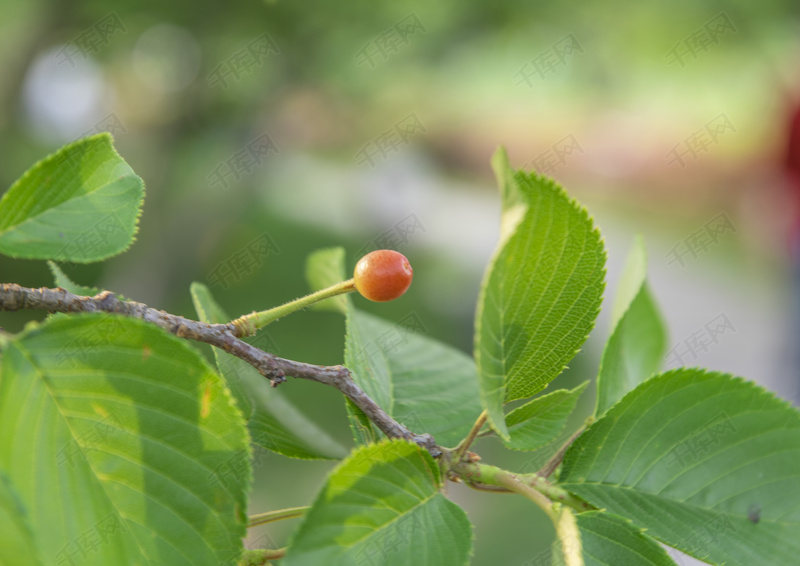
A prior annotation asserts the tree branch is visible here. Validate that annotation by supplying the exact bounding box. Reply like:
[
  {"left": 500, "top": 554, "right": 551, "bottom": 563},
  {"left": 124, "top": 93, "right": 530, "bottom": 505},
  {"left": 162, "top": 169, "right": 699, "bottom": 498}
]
[{"left": 0, "top": 283, "right": 439, "bottom": 456}]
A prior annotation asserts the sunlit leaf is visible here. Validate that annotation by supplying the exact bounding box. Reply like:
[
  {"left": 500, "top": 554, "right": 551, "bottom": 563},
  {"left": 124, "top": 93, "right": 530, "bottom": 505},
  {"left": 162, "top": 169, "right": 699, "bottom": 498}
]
[
  {"left": 0, "top": 134, "right": 144, "bottom": 262},
  {"left": 475, "top": 148, "right": 605, "bottom": 438},
  {"left": 0, "top": 314, "right": 249, "bottom": 565},
  {"left": 595, "top": 236, "right": 666, "bottom": 415}
]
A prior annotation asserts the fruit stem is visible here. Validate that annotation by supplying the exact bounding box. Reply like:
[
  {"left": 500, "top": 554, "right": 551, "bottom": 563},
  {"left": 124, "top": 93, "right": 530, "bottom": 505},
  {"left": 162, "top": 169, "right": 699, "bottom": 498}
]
[
  {"left": 248, "top": 506, "right": 309, "bottom": 528},
  {"left": 232, "top": 279, "right": 356, "bottom": 336}
]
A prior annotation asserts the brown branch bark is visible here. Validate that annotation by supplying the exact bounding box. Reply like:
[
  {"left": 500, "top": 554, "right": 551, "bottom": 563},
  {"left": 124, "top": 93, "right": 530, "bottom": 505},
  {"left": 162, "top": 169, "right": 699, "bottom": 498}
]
[{"left": 0, "top": 283, "right": 440, "bottom": 457}]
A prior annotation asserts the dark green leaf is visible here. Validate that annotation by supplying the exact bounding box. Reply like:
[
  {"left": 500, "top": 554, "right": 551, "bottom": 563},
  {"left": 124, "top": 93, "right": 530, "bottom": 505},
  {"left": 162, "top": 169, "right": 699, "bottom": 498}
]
[
  {"left": 283, "top": 439, "right": 473, "bottom": 566},
  {"left": 502, "top": 382, "right": 588, "bottom": 451},
  {"left": 307, "top": 248, "right": 483, "bottom": 448},
  {"left": 577, "top": 511, "right": 678, "bottom": 566},
  {"left": 561, "top": 369, "right": 800, "bottom": 566},
  {"left": 191, "top": 282, "right": 347, "bottom": 460}
]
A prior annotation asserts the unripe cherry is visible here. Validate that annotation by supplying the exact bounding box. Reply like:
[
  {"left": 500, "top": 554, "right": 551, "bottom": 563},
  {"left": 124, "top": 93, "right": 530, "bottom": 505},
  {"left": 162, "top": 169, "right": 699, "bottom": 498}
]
[{"left": 353, "top": 250, "right": 413, "bottom": 302}]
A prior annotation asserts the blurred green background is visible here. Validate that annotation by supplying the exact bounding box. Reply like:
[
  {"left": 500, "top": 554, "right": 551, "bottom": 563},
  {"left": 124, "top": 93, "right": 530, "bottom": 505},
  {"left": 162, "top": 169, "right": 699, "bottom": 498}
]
[{"left": 1, "top": 0, "right": 799, "bottom": 564}]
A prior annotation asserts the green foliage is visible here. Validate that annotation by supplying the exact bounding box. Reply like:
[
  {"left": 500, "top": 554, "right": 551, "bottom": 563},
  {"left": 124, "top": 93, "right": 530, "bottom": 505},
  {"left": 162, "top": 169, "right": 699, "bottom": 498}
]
[
  {"left": 502, "top": 382, "right": 587, "bottom": 451},
  {"left": 47, "top": 261, "right": 102, "bottom": 297},
  {"left": 2, "top": 135, "right": 799, "bottom": 566},
  {"left": 0, "top": 314, "right": 249, "bottom": 565},
  {"left": 595, "top": 236, "right": 666, "bottom": 415},
  {"left": 0, "top": 472, "right": 45, "bottom": 566},
  {"left": 191, "top": 282, "right": 348, "bottom": 460},
  {"left": 561, "top": 369, "right": 800, "bottom": 565},
  {"left": 575, "top": 511, "right": 678, "bottom": 566},
  {"left": 306, "top": 248, "right": 483, "bottom": 448},
  {"left": 475, "top": 148, "right": 606, "bottom": 439},
  {"left": 283, "top": 439, "right": 473, "bottom": 566},
  {"left": 304, "top": 248, "right": 349, "bottom": 314},
  {"left": 0, "top": 134, "right": 144, "bottom": 263}
]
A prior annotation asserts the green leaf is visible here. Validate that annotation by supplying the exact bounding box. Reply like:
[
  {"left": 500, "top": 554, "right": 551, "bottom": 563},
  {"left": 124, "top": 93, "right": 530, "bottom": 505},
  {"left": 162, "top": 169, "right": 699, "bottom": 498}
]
[
  {"left": 560, "top": 369, "right": 800, "bottom": 566},
  {"left": 0, "top": 314, "right": 249, "bottom": 565},
  {"left": 347, "top": 310, "right": 484, "bottom": 447},
  {"left": 283, "top": 439, "right": 473, "bottom": 566},
  {"left": 0, "top": 134, "right": 144, "bottom": 262},
  {"left": 191, "top": 282, "right": 347, "bottom": 460},
  {"left": 609, "top": 235, "right": 647, "bottom": 330},
  {"left": 475, "top": 148, "right": 606, "bottom": 439},
  {"left": 305, "top": 248, "right": 349, "bottom": 314},
  {"left": 307, "top": 248, "right": 483, "bottom": 448},
  {"left": 576, "top": 511, "right": 678, "bottom": 566},
  {"left": 47, "top": 261, "right": 102, "bottom": 297},
  {"left": 549, "top": 509, "right": 678, "bottom": 566},
  {"left": 0, "top": 472, "right": 46, "bottom": 566},
  {"left": 594, "top": 237, "right": 666, "bottom": 415},
  {"left": 502, "top": 382, "right": 587, "bottom": 451}
]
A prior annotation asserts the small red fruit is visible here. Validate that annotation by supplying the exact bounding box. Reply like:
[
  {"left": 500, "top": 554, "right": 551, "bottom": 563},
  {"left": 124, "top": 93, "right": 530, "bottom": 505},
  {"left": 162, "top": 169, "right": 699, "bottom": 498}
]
[{"left": 353, "top": 250, "right": 413, "bottom": 302}]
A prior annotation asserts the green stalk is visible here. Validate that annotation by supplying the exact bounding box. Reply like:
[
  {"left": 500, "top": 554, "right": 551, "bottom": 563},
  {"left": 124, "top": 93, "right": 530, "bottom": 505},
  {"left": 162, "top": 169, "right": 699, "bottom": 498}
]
[
  {"left": 248, "top": 506, "right": 309, "bottom": 528},
  {"left": 233, "top": 279, "right": 356, "bottom": 336},
  {"left": 453, "top": 460, "right": 593, "bottom": 515}
]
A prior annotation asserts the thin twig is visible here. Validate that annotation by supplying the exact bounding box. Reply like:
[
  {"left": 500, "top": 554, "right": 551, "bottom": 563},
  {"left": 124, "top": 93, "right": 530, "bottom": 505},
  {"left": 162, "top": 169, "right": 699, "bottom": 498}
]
[
  {"left": 453, "top": 409, "right": 488, "bottom": 462},
  {"left": 0, "top": 284, "right": 440, "bottom": 457},
  {"left": 536, "top": 419, "right": 592, "bottom": 478}
]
